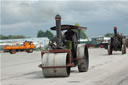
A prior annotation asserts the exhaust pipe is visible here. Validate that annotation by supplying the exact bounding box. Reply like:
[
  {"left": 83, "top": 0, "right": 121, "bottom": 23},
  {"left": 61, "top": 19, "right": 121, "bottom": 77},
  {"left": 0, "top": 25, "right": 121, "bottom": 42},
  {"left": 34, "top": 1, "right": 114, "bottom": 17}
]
[
  {"left": 55, "top": 15, "right": 62, "bottom": 48},
  {"left": 114, "top": 27, "right": 117, "bottom": 37}
]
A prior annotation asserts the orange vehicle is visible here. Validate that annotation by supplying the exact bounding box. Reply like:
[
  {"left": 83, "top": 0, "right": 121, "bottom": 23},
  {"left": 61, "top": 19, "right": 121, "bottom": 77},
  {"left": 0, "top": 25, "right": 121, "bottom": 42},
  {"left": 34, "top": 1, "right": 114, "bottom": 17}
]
[{"left": 3, "top": 41, "right": 35, "bottom": 54}]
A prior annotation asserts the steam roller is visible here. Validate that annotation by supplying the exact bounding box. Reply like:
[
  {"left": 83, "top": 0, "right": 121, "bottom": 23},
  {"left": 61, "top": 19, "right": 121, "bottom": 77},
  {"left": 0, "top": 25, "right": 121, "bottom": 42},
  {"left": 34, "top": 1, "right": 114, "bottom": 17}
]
[
  {"left": 108, "top": 27, "right": 127, "bottom": 55},
  {"left": 39, "top": 15, "right": 89, "bottom": 77}
]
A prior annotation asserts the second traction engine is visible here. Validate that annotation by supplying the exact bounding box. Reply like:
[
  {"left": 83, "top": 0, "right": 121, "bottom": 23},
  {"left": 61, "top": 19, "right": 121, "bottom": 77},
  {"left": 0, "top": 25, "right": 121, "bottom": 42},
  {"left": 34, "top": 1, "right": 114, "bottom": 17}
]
[{"left": 108, "top": 27, "right": 126, "bottom": 55}]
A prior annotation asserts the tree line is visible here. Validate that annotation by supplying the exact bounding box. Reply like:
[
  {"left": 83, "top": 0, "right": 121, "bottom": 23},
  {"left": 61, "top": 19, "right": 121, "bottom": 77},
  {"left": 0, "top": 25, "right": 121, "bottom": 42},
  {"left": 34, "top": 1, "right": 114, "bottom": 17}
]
[
  {"left": 37, "top": 29, "right": 88, "bottom": 40},
  {"left": 37, "top": 30, "right": 54, "bottom": 40},
  {"left": 0, "top": 24, "right": 89, "bottom": 40},
  {"left": 0, "top": 32, "right": 114, "bottom": 40},
  {"left": 0, "top": 27, "right": 113, "bottom": 40},
  {"left": 0, "top": 35, "right": 26, "bottom": 40}
]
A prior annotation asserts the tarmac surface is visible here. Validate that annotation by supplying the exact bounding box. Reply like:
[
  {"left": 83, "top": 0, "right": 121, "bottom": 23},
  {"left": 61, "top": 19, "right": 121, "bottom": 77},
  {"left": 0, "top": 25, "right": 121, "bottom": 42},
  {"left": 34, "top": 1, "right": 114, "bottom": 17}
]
[{"left": 1, "top": 48, "right": 128, "bottom": 85}]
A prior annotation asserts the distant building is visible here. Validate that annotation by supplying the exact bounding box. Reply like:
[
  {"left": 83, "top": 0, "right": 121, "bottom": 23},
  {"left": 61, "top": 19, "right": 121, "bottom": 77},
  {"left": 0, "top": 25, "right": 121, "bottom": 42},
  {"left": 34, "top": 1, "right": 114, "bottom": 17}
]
[
  {"left": 0, "top": 37, "right": 49, "bottom": 50},
  {"left": 79, "top": 36, "right": 111, "bottom": 48},
  {"left": 102, "top": 37, "right": 111, "bottom": 44}
]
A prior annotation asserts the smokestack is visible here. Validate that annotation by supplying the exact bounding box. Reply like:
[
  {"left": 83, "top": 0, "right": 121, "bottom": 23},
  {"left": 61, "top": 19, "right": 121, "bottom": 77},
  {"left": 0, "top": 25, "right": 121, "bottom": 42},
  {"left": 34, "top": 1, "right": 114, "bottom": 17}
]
[
  {"left": 55, "top": 14, "right": 62, "bottom": 48},
  {"left": 114, "top": 27, "right": 117, "bottom": 37}
]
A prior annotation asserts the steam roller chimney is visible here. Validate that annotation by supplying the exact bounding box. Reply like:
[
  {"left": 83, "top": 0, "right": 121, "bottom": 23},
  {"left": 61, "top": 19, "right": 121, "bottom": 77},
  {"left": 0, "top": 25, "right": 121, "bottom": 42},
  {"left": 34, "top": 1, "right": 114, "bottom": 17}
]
[
  {"left": 55, "top": 14, "right": 62, "bottom": 48},
  {"left": 114, "top": 27, "right": 117, "bottom": 37}
]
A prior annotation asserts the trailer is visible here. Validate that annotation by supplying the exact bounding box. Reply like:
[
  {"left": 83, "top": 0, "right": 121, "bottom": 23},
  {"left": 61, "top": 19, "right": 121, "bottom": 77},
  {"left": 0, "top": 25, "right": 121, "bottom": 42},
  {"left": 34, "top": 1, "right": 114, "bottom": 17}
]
[{"left": 3, "top": 41, "right": 35, "bottom": 54}]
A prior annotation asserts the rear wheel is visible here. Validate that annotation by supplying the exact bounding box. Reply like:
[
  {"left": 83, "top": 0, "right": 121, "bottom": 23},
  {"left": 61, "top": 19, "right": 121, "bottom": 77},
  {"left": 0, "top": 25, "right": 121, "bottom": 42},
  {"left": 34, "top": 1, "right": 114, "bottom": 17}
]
[
  {"left": 10, "top": 50, "right": 16, "bottom": 54},
  {"left": 77, "top": 44, "right": 89, "bottom": 72},
  {"left": 122, "top": 45, "right": 126, "bottom": 54},
  {"left": 108, "top": 44, "right": 112, "bottom": 55},
  {"left": 27, "top": 48, "right": 33, "bottom": 53}
]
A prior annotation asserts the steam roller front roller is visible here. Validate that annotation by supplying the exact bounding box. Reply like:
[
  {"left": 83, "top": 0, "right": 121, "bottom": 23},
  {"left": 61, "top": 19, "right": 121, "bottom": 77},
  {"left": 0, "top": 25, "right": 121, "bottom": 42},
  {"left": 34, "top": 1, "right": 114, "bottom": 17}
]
[
  {"left": 77, "top": 44, "right": 89, "bottom": 72},
  {"left": 41, "top": 53, "right": 70, "bottom": 77}
]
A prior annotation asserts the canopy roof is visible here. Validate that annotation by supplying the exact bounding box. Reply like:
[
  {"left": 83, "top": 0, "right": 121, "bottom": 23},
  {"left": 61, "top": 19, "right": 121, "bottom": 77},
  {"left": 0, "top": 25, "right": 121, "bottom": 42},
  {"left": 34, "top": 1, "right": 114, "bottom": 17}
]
[{"left": 50, "top": 25, "right": 87, "bottom": 30}]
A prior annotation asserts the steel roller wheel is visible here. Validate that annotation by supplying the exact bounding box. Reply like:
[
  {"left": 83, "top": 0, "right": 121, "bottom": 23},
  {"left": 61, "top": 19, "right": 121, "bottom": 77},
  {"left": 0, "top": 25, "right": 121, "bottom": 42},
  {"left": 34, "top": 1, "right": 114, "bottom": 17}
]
[
  {"left": 122, "top": 39, "right": 126, "bottom": 54},
  {"left": 41, "top": 53, "right": 70, "bottom": 77},
  {"left": 122, "top": 45, "right": 126, "bottom": 54},
  {"left": 108, "top": 44, "right": 112, "bottom": 55},
  {"left": 77, "top": 44, "right": 89, "bottom": 72}
]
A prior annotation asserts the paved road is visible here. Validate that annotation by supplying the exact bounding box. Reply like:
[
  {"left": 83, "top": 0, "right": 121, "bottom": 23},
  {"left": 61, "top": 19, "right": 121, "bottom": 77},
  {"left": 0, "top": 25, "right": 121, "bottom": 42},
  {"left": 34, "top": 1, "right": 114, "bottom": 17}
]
[{"left": 1, "top": 48, "right": 128, "bottom": 85}]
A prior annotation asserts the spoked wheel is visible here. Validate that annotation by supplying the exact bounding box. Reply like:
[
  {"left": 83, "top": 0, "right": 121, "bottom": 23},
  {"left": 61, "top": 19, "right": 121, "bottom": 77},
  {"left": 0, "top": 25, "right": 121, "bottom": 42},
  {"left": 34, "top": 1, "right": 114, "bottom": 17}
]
[
  {"left": 108, "top": 44, "right": 112, "bottom": 55},
  {"left": 27, "top": 48, "right": 33, "bottom": 53},
  {"left": 77, "top": 44, "right": 89, "bottom": 72},
  {"left": 10, "top": 50, "right": 16, "bottom": 54},
  {"left": 42, "top": 53, "right": 70, "bottom": 77},
  {"left": 122, "top": 45, "right": 126, "bottom": 54}
]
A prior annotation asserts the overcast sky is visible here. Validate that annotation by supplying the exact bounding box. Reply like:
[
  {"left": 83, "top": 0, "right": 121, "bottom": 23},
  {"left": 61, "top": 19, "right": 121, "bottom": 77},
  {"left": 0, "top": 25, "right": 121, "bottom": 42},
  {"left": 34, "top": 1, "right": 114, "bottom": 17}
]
[{"left": 1, "top": 0, "right": 128, "bottom": 37}]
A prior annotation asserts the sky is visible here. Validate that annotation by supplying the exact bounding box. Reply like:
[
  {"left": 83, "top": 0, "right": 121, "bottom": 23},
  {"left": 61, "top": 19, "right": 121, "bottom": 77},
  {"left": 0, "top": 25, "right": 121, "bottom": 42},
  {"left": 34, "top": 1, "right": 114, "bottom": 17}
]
[{"left": 1, "top": 0, "right": 128, "bottom": 37}]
